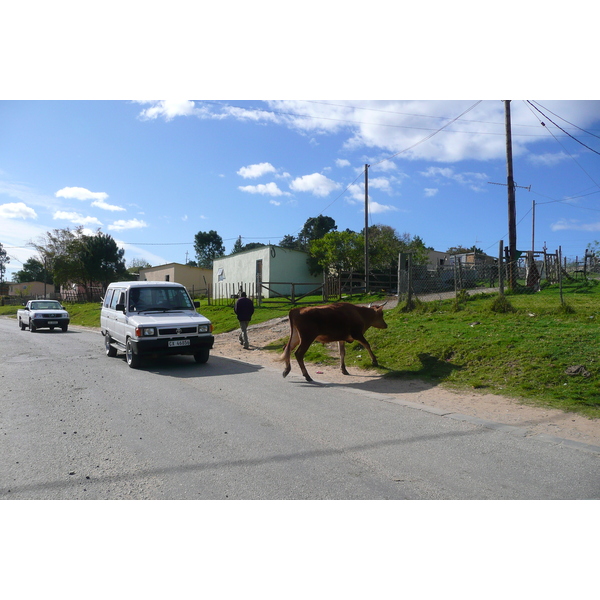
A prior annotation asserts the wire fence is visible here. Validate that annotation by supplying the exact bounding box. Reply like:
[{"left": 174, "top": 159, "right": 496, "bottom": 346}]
[{"left": 398, "top": 249, "right": 600, "bottom": 310}]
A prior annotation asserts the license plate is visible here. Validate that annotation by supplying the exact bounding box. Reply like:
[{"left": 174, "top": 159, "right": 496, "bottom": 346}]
[
  {"left": 168, "top": 339, "right": 190, "bottom": 347},
  {"left": 48, "top": 321, "right": 58, "bottom": 325}
]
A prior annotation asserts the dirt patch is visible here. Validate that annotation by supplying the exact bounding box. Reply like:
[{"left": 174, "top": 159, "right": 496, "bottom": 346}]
[{"left": 213, "top": 315, "right": 600, "bottom": 448}]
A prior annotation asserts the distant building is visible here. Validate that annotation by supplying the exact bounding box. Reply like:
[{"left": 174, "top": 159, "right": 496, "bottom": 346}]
[
  {"left": 448, "top": 252, "right": 496, "bottom": 265},
  {"left": 8, "top": 281, "right": 50, "bottom": 297},
  {"left": 138, "top": 262, "right": 212, "bottom": 294},
  {"left": 212, "top": 245, "right": 321, "bottom": 298}
]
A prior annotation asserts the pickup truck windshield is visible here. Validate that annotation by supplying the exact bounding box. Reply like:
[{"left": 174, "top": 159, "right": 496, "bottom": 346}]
[
  {"left": 128, "top": 287, "right": 194, "bottom": 312},
  {"left": 29, "top": 301, "right": 63, "bottom": 310}
]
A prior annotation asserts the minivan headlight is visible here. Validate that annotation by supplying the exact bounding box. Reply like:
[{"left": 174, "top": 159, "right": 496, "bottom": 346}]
[{"left": 135, "top": 327, "right": 156, "bottom": 337}]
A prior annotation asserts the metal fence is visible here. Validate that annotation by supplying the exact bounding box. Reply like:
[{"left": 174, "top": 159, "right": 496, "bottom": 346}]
[{"left": 398, "top": 248, "right": 599, "bottom": 310}]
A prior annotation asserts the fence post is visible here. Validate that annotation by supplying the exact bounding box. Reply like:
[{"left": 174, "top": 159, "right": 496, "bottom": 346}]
[
  {"left": 407, "top": 253, "right": 413, "bottom": 306},
  {"left": 499, "top": 240, "right": 504, "bottom": 296},
  {"left": 559, "top": 246, "right": 564, "bottom": 305}
]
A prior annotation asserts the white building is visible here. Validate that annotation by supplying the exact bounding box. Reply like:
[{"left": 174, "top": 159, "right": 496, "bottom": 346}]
[{"left": 212, "top": 245, "right": 322, "bottom": 299}]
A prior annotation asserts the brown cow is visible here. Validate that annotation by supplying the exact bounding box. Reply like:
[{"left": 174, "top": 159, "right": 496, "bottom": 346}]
[{"left": 280, "top": 302, "right": 388, "bottom": 382}]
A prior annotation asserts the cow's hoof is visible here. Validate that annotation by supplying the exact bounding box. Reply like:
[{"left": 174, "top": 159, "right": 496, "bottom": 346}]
[
  {"left": 341, "top": 368, "right": 350, "bottom": 375},
  {"left": 282, "top": 368, "right": 290, "bottom": 378},
  {"left": 304, "top": 375, "right": 313, "bottom": 382}
]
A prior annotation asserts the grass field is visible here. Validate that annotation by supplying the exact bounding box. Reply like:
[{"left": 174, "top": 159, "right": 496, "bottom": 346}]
[{"left": 2, "top": 282, "right": 598, "bottom": 418}]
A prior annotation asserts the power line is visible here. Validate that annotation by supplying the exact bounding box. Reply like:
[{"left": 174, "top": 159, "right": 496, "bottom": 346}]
[
  {"left": 526, "top": 100, "right": 600, "bottom": 156},
  {"left": 530, "top": 101, "right": 600, "bottom": 140},
  {"left": 371, "top": 101, "right": 483, "bottom": 167}
]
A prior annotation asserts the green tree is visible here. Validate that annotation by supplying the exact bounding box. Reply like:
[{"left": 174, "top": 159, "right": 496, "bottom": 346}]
[
  {"left": 298, "top": 215, "right": 337, "bottom": 250},
  {"left": 0, "top": 242, "right": 9, "bottom": 286},
  {"left": 12, "top": 257, "right": 49, "bottom": 283},
  {"left": 82, "top": 231, "right": 129, "bottom": 292},
  {"left": 279, "top": 234, "right": 299, "bottom": 250},
  {"left": 194, "top": 230, "right": 225, "bottom": 268},
  {"left": 127, "top": 258, "right": 152, "bottom": 275},
  {"left": 309, "top": 230, "right": 364, "bottom": 274},
  {"left": 30, "top": 227, "right": 80, "bottom": 287}
]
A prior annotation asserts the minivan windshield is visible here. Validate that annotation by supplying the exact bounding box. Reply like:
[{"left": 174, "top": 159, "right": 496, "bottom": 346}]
[{"left": 128, "top": 287, "right": 194, "bottom": 312}]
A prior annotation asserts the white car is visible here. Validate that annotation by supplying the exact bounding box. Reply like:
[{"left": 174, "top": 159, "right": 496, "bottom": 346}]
[
  {"left": 18, "top": 299, "right": 70, "bottom": 332},
  {"left": 100, "top": 281, "right": 214, "bottom": 368}
]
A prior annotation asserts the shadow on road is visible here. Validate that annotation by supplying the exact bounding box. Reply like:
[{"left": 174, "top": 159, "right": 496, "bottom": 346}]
[{"left": 142, "top": 354, "right": 264, "bottom": 379}]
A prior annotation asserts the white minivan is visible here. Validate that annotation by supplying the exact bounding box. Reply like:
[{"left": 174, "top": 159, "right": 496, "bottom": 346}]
[{"left": 100, "top": 281, "right": 214, "bottom": 368}]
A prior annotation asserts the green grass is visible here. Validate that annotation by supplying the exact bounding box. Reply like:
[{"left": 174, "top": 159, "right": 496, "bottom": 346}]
[{"left": 2, "top": 284, "right": 598, "bottom": 418}]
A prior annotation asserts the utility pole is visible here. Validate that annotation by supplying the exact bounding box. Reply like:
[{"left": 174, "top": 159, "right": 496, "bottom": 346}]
[
  {"left": 505, "top": 100, "right": 517, "bottom": 290},
  {"left": 488, "top": 101, "right": 530, "bottom": 290},
  {"left": 364, "top": 163, "right": 370, "bottom": 294}
]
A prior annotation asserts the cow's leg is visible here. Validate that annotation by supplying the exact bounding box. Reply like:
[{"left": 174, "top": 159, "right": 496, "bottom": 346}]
[
  {"left": 282, "top": 329, "right": 300, "bottom": 378},
  {"left": 355, "top": 335, "right": 378, "bottom": 366},
  {"left": 339, "top": 341, "right": 349, "bottom": 375},
  {"left": 294, "top": 341, "right": 313, "bottom": 382}
]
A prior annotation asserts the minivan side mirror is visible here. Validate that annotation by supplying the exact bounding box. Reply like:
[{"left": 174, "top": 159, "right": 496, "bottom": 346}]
[{"left": 194, "top": 301, "right": 200, "bottom": 308}]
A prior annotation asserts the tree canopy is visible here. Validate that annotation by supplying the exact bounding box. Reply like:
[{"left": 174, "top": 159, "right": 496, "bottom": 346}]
[
  {"left": 0, "top": 242, "right": 10, "bottom": 285},
  {"left": 12, "top": 257, "right": 49, "bottom": 284},
  {"left": 30, "top": 227, "right": 129, "bottom": 294},
  {"left": 194, "top": 230, "right": 225, "bottom": 268}
]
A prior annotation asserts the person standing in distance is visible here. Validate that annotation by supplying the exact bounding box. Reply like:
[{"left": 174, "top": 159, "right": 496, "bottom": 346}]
[{"left": 234, "top": 291, "right": 254, "bottom": 349}]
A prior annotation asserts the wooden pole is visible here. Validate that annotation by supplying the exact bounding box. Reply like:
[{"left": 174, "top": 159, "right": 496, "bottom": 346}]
[
  {"left": 364, "top": 164, "right": 370, "bottom": 294},
  {"left": 505, "top": 100, "right": 517, "bottom": 290}
]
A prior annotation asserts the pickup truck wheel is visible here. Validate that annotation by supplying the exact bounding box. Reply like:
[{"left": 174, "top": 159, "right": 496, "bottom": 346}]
[
  {"left": 30, "top": 322, "right": 36, "bottom": 332},
  {"left": 105, "top": 335, "right": 117, "bottom": 357},
  {"left": 126, "top": 338, "right": 140, "bottom": 368},
  {"left": 61, "top": 325, "right": 68, "bottom": 332},
  {"left": 194, "top": 348, "right": 210, "bottom": 364},
  {"left": 19, "top": 319, "right": 25, "bottom": 330}
]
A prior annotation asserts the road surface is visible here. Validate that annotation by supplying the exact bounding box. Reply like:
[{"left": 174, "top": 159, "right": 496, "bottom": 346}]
[{"left": 1, "top": 317, "right": 598, "bottom": 499}]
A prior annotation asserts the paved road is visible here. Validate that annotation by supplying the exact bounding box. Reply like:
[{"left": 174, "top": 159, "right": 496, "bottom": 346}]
[{"left": 1, "top": 317, "right": 598, "bottom": 499}]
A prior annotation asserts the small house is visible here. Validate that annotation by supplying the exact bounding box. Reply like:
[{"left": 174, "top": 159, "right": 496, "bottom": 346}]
[
  {"left": 212, "top": 245, "right": 322, "bottom": 299},
  {"left": 138, "top": 262, "right": 212, "bottom": 296}
]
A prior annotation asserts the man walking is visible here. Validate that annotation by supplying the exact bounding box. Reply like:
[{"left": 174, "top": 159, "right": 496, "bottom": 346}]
[{"left": 234, "top": 291, "right": 254, "bottom": 349}]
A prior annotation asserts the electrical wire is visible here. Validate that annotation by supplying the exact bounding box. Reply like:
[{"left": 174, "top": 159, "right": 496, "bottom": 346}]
[
  {"left": 524, "top": 101, "right": 600, "bottom": 191},
  {"left": 526, "top": 101, "right": 600, "bottom": 156},
  {"left": 530, "top": 101, "right": 600, "bottom": 140}
]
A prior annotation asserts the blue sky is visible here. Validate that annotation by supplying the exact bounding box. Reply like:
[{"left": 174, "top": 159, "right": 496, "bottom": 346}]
[
  {"left": 2, "top": 99, "right": 599, "bottom": 281},
  {"left": 1, "top": 4, "right": 598, "bottom": 282}
]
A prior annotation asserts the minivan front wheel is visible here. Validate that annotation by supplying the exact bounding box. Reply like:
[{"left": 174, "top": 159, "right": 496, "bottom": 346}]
[
  {"left": 105, "top": 334, "right": 117, "bottom": 357},
  {"left": 126, "top": 338, "right": 141, "bottom": 368}
]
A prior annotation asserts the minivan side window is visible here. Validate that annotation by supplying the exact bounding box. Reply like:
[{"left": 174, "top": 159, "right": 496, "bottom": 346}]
[
  {"left": 104, "top": 289, "right": 114, "bottom": 308},
  {"left": 109, "top": 289, "right": 124, "bottom": 310}
]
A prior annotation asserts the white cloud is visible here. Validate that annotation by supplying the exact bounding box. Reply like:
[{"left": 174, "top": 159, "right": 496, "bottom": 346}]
[
  {"left": 424, "top": 188, "right": 438, "bottom": 197},
  {"left": 289, "top": 173, "right": 341, "bottom": 197},
  {"left": 136, "top": 100, "right": 197, "bottom": 121},
  {"left": 551, "top": 219, "right": 600, "bottom": 232},
  {"left": 420, "top": 166, "right": 488, "bottom": 191},
  {"left": 238, "top": 182, "right": 290, "bottom": 197},
  {"left": 91, "top": 199, "right": 126, "bottom": 211},
  {"left": 0, "top": 202, "right": 37, "bottom": 219},
  {"left": 269, "top": 200, "right": 281, "bottom": 206},
  {"left": 528, "top": 152, "right": 571, "bottom": 166},
  {"left": 369, "top": 201, "right": 398, "bottom": 214},
  {"left": 55, "top": 186, "right": 108, "bottom": 202},
  {"left": 237, "top": 162, "right": 277, "bottom": 179},
  {"left": 53, "top": 211, "right": 102, "bottom": 226},
  {"left": 336, "top": 159, "right": 351, "bottom": 168},
  {"left": 108, "top": 218, "right": 148, "bottom": 231}
]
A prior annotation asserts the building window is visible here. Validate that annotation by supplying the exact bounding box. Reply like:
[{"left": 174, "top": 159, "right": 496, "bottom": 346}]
[{"left": 218, "top": 268, "right": 225, "bottom": 282}]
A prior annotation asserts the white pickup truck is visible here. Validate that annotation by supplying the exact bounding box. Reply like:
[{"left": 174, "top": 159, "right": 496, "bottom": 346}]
[{"left": 17, "top": 299, "right": 70, "bottom": 332}]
